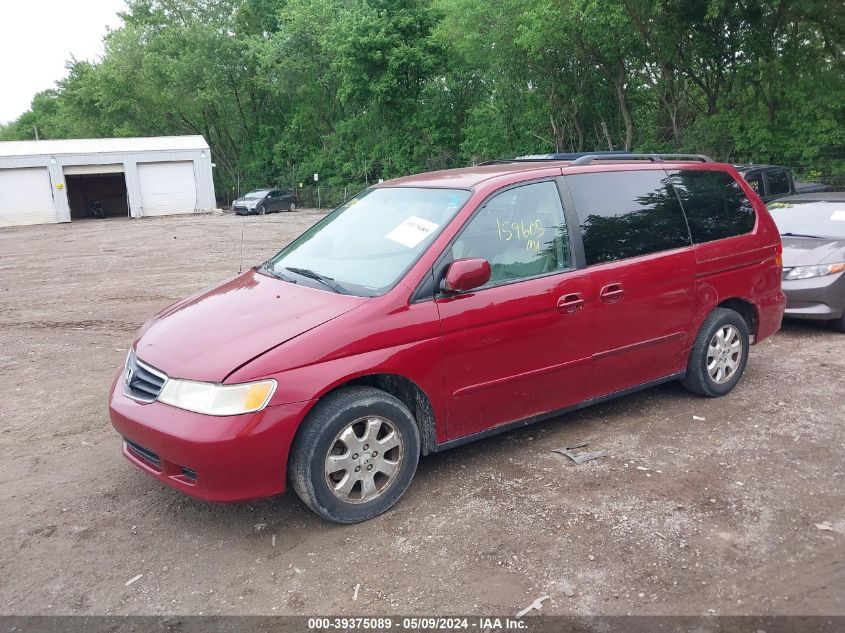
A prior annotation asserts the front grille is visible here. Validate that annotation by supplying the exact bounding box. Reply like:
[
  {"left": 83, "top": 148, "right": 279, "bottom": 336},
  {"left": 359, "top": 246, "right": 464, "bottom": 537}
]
[
  {"left": 124, "top": 438, "right": 162, "bottom": 469},
  {"left": 123, "top": 351, "right": 167, "bottom": 403}
]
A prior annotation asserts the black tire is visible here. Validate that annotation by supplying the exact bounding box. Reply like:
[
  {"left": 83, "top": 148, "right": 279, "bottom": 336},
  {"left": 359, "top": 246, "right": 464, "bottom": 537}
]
[
  {"left": 288, "top": 202, "right": 297, "bottom": 212},
  {"left": 258, "top": 204, "right": 266, "bottom": 216},
  {"left": 681, "top": 307, "right": 750, "bottom": 397},
  {"left": 289, "top": 386, "right": 420, "bottom": 523},
  {"left": 831, "top": 315, "right": 845, "bottom": 332}
]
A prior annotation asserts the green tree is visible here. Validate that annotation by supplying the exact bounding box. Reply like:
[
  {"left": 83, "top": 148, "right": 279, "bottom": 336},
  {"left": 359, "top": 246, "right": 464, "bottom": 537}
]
[{"left": 2, "top": 0, "right": 842, "bottom": 189}]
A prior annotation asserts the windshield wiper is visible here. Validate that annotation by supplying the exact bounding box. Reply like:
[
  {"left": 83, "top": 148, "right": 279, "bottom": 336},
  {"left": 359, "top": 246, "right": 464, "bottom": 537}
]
[
  {"left": 781, "top": 232, "right": 825, "bottom": 239},
  {"left": 259, "top": 262, "right": 297, "bottom": 284},
  {"left": 285, "top": 267, "right": 348, "bottom": 294}
]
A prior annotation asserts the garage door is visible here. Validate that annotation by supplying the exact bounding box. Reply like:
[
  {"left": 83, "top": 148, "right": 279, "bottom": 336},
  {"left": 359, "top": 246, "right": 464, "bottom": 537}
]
[
  {"left": 0, "top": 168, "right": 56, "bottom": 227},
  {"left": 137, "top": 161, "right": 197, "bottom": 217}
]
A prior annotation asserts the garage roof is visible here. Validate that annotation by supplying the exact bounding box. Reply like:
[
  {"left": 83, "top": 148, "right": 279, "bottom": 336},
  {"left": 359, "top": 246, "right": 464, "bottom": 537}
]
[{"left": 0, "top": 135, "right": 210, "bottom": 158}]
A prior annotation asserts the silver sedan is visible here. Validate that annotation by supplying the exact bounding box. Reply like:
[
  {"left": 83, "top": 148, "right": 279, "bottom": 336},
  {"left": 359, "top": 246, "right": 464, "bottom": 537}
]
[{"left": 768, "top": 192, "right": 845, "bottom": 331}]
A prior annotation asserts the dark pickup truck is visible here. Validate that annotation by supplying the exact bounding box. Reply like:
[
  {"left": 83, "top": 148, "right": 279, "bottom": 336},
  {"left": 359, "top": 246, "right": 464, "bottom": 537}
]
[{"left": 735, "top": 164, "right": 833, "bottom": 203}]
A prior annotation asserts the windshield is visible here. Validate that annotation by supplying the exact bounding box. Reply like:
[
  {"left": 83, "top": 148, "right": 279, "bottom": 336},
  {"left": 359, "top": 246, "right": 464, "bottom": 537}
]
[
  {"left": 245, "top": 190, "right": 270, "bottom": 199},
  {"left": 264, "top": 187, "right": 471, "bottom": 296},
  {"left": 768, "top": 200, "right": 845, "bottom": 239}
]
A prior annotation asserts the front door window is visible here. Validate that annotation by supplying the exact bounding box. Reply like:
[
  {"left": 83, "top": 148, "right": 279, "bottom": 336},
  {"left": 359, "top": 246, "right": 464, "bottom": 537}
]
[{"left": 450, "top": 180, "right": 571, "bottom": 285}]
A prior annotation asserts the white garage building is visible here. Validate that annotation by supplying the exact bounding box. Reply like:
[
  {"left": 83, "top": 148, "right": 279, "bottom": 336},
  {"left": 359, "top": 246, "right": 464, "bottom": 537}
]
[{"left": 0, "top": 135, "right": 216, "bottom": 227}]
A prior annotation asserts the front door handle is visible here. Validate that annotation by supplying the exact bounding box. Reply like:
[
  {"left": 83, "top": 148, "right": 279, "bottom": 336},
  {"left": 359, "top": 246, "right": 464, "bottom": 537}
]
[
  {"left": 599, "top": 283, "right": 625, "bottom": 303},
  {"left": 557, "top": 293, "right": 584, "bottom": 314}
]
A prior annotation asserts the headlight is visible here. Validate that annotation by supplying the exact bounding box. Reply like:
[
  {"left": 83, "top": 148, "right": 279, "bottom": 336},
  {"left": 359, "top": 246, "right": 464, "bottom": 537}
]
[
  {"left": 157, "top": 378, "right": 276, "bottom": 416},
  {"left": 783, "top": 262, "right": 845, "bottom": 280}
]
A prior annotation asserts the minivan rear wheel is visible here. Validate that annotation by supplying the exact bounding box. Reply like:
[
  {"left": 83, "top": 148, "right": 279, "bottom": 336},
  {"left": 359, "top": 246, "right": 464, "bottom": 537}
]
[
  {"left": 682, "top": 307, "right": 749, "bottom": 397},
  {"left": 289, "top": 386, "right": 420, "bottom": 523}
]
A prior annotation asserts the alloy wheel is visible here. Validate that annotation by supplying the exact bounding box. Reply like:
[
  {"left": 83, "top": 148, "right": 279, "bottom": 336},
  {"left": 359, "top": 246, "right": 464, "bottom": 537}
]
[
  {"left": 706, "top": 324, "right": 742, "bottom": 384},
  {"left": 324, "top": 416, "right": 404, "bottom": 504}
]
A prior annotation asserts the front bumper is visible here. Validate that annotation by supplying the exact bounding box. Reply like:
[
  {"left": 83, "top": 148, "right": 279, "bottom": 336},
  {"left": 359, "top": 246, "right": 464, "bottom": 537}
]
[
  {"left": 109, "top": 374, "right": 314, "bottom": 502},
  {"left": 783, "top": 272, "right": 845, "bottom": 320}
]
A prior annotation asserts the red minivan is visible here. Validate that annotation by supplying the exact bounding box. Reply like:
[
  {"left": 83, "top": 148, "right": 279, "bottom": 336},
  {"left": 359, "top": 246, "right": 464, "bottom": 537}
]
[{"left": 110, "top": 154, "right": 786, "bottom": 523}]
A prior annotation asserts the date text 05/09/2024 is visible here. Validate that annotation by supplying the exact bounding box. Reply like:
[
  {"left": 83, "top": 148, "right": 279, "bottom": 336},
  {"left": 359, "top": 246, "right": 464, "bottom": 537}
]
[{"left": 307, "top": 617, "right": 527, "bottom": 631}]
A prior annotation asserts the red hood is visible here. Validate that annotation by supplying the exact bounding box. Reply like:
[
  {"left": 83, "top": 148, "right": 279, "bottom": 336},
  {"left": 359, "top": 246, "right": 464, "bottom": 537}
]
[{"left": 133, "top": 269, "right": 368, "bottom": 382}]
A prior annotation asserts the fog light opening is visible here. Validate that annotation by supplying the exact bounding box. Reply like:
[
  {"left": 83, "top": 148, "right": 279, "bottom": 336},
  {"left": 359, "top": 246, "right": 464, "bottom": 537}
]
[{"left": 181, "top": 467, "right": 198, "bottom": 482}]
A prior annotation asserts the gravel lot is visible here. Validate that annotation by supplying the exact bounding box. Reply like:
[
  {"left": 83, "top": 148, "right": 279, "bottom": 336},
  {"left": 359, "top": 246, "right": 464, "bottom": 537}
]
[{"left": 1, "top": 212, "right": 843, "bottom": 616}]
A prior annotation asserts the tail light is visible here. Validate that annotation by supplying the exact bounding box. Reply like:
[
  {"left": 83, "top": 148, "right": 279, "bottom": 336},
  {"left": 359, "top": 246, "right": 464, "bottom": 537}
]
[{"left": 775, "top": 242, "right": 783, "bottom": 267}]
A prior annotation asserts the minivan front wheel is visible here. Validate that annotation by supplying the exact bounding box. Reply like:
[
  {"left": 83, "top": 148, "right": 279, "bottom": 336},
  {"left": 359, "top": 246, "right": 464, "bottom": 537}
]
[
  {"left": 289, "top": 386, "right": 420, "bottom": 523},
  {"left": 682, "top": 308, "right": 749, "bottom": 397}
]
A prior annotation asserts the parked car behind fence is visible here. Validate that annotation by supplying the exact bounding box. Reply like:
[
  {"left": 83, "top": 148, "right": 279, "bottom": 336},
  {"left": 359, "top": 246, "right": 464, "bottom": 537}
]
[{"left": 232, "top": 188, "right": 298, "bottom": 215}]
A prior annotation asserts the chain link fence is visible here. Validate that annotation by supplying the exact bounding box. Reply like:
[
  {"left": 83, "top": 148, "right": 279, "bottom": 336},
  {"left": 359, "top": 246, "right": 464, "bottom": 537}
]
[
  {"left": 294, "top": 185, "right": 367, "bottom": 210},
  {"left": 219, "top": 184, "right": 369, "bottom": 211}
]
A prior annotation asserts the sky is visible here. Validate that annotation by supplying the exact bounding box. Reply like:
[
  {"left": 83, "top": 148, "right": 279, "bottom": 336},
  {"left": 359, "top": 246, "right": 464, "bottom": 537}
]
[{"left": 0, "top": 0, "right": 126, "bottom": 124}]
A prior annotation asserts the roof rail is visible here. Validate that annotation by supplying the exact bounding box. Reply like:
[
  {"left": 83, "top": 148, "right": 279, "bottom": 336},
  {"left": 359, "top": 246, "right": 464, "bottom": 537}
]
[
  {"left": 571, "top": 153, "right": 713, "bottom": 166},
  {"left": 479, "top": 151, "right": 632, "bottom": 166},
  {"left": 478, "top": 152, "right": 713, "bottom": 167}
]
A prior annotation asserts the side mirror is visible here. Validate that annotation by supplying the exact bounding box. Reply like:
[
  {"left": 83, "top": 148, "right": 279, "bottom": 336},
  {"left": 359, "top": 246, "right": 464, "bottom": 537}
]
[{"left": 441, "top": 258, "right": 491, "bottom": 293}]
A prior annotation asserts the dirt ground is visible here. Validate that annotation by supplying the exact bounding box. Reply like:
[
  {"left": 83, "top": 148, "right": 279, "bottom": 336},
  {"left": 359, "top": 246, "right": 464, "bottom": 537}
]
[{"left": 0, "top": 212, "right": 843, "bottom": 617}]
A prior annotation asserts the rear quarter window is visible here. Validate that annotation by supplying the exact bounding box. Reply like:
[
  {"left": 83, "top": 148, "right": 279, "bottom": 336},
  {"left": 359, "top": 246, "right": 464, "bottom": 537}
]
[
  {"left": 566, "top": 170, "right": 691, "bottom": 266},
  {"left": 669, "top": 170, "right": 756, "bottom": 243}
]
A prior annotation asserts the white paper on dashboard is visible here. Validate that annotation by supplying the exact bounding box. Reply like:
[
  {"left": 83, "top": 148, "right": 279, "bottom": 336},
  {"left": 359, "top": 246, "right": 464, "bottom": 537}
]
[
  {"left": 830, "top": 210, "right": 845, "bottom": 221},
  {"left": 386, "top": 216, "right": 439, "bottom": 248}
]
